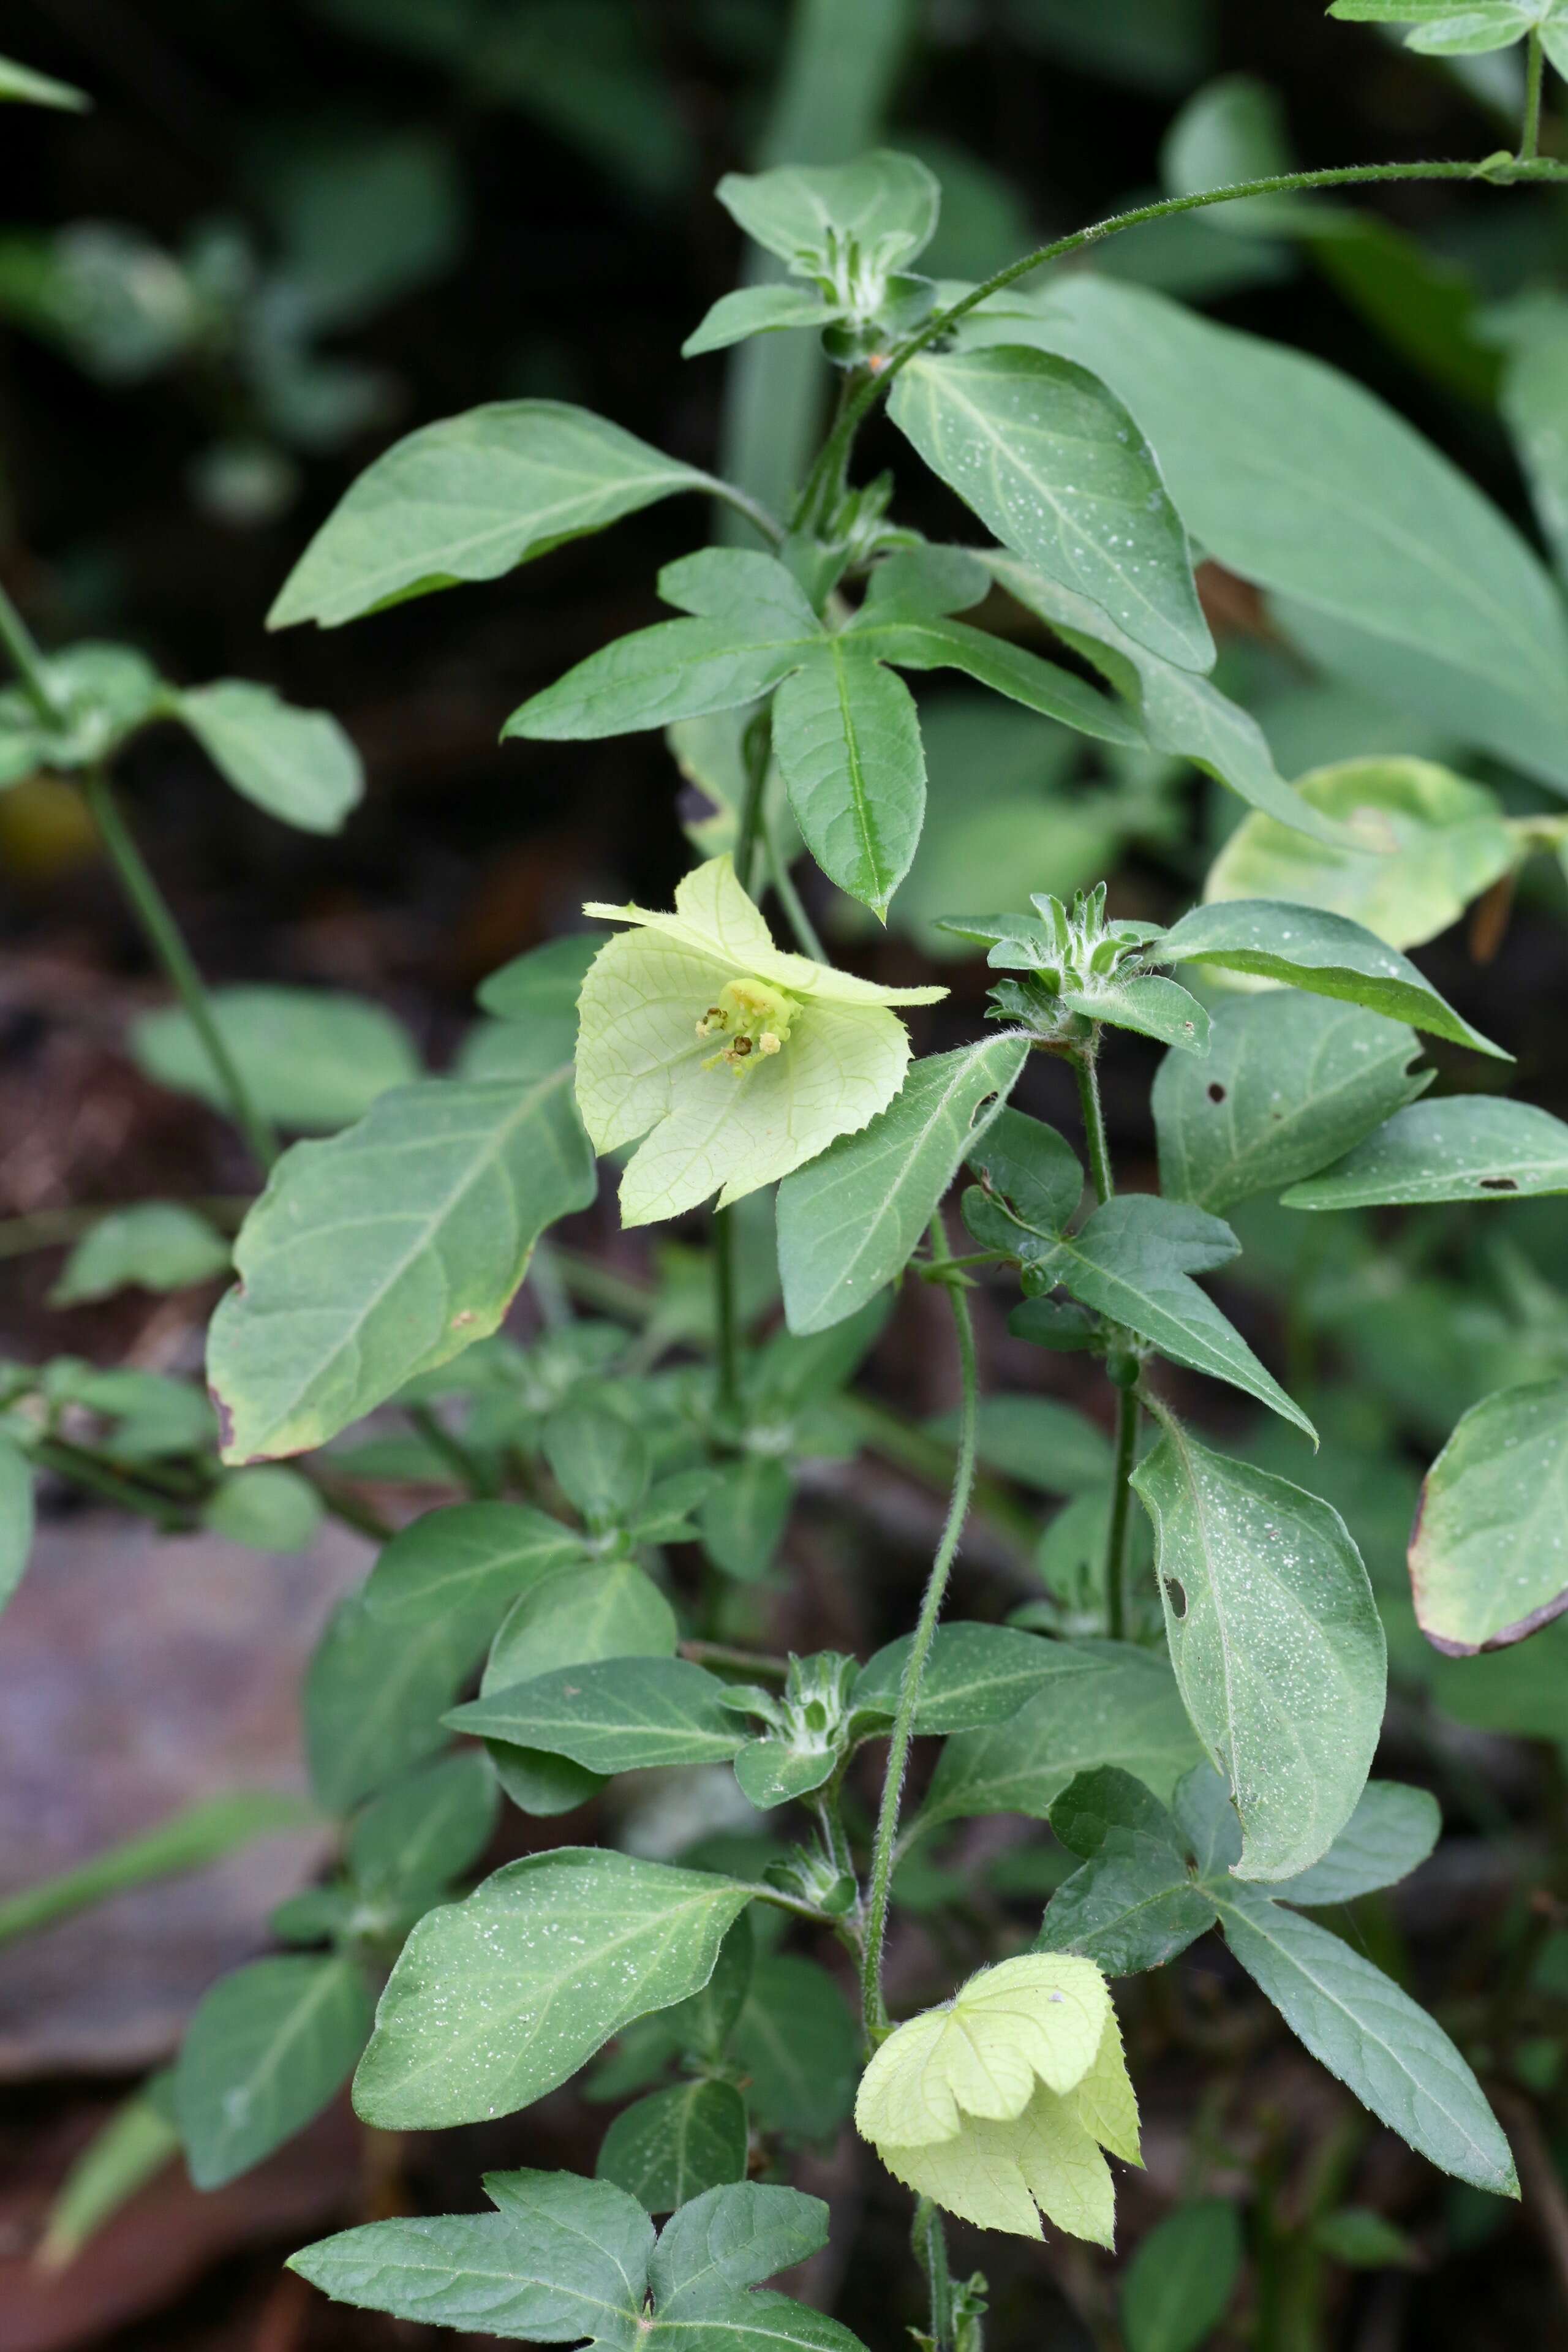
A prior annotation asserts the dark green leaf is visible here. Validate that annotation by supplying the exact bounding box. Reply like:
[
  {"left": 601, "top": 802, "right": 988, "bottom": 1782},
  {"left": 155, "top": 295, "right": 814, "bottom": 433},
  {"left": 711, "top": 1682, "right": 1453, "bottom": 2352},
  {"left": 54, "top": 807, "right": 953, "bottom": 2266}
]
[
  {"left": 305, "top": 1591, "right": 483, "bottom": 1812},
  {"left": 729, "top": 1955, "right": 860, "bottom": 2139},
  {"left": 1120, "top": 2199, "right": 1244, "bottom": 2352},
  {"left": 450, "top": 1657, "right": 747, "bottom": 1775},
  {"left": 132, "top": 987, "right": 421, "bottom": 1133},
  {"left": 50, "top": 1202, "right": 230, "bottom": 1305},
  {"left": 598, "top": 2081, "right": 750, "bottom": 2213},
  {"left": 699, "top": 1456, "right": 794, "bottom": 1583},
  {"left": 1283, "top": 1097, "right": 1568, "bottom": 1208},
  {"left": 967, "top": 1106, "right": 1084, "bottom": 1235},
  {"left": 363, "top": 1500, "right": 590, "bottom": 1640},
  {"left": 854, "top": 1622, "right": 1101, "bottom": 1733},
  {"left": 1036, "top": 1769, "right": 1216, "bottom": 1976},
  {"left": 1272, "top": 1781, "right": 1441, "bottom": 1907},
  {"left": 175, "top": 1955, "right": 372, "bottom": 2188},
  {"left": 348, "top": 1751, "right": 499, "bottom": 1901}
]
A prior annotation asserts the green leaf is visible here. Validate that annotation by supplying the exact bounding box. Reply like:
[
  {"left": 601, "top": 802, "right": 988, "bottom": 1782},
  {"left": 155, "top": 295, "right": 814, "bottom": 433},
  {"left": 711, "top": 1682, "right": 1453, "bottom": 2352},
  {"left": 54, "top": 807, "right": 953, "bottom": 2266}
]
[
  {"left": 363, "top": 1500, "right": 590, "bottom": 1638},
  {"left": 1212, "top": 1881, "right": 1518, "bottom": 2195},
  {"left": 0, "top": 50, "right": 89, "bottom": 108},
  {"left": 918, "top": 1641, "right": 1205, "bottom": 1835},
  {"left": 478, "top": 932, "right": 601, "bottom": 1024},
  {"left": 36, "top": 2074, "right": 179, "bottom": 2268},
  {"left": 777, "top": 1036, "right": 1030, "bottom": 1334},
  {"left": 1407, "top": 1378, "right": 1568, "bottom": 1653},
  {"left": 1154, "top": 995, "right": 1429, "bottom": 1214},
  {"left": 348, "top": 1750, "right": 499, "bottom": 1901},
  {"left": 988, "top": 1191, "right": 1314, "bottom": 1438},
  {"left": 174, "top": 1954, "right": 372, "bottom": 2188},
  {"left": 930, "top": 1394, "right": 1113, "bottom": 1496},
  {"left": 1271, "top": 1781, "right": 1441, "bottom": 1906},
  {"left": 1487, "top": 291, "right": 1568, "bottom": 580},
  {"left": 888, "top": 345, "right": 1212, "bottom": 672},
  {"left": 968, "top": 1105, "right": 1085, "bottom": 1234},
  {"left": 598, "top": 2081, "right": 750, "bottom": 2213},
  {"left": 699, "top": 1455, "right": 794, "bottom": 1582},
  {"left": 543, "top": 1400, "right": 649, "bottom": 1526},
  {"left": 450, "top": 1657, "right": 747, "bottom": 1775},
  {"left": 1329, "top": 1, "right": 1561, "bottom": 62},
  {"left": 0, "top": 644, "right": 161, "bottom": 778},
  {"left": 717, "top": 151, "right": 941, "bottom": 273},
  {"left": 0, "top": 1434, "right": 34, "bottom": 1617},
  {"left": 353, "top": 1850, "right": 755, "bottom": 2128},
  {"left": 1035, "top": 1769, "right": 1218, "bottom": 1976},
  {"left": 1120, "top": 2199, "right": 1244, "bottom": 2352},
  {"left": 982, "top": 274, "right": 1568, "bottom": 790},
  {"left": 0, "top": 1790, "right": 313, "bottom": 1947},
  {"left": 209, "top": 1069, "right": 594, "bottom": 1462},
  {"left": 1162, "top": 74, "right": 1314, "bottom": 233},
  {"left": 1282, "top": 1097, "right": 1568, "bottom": 1208},
  {"left": 1158, "top": 900, "right": 1506, "bottom": 1060},
  {"left": 269, "top": 402, "right": 717, "bottom": 629},
  {"left": 202, "top": 1465, "right": 323, "bottom": 1554},
  {"left": 1204, "top": 759, "right": 1517, "bottom": 952},
  {"left": 290, "top": 2166, "right": 657, "bottom": 2340},
  {"left": 684, "top": 283, "right": 835, "bottom": 359},
  {"left": 854, "top": 1622, "right": 1103, "bottom": 1732},
  {"left": 987, "top": 552, "right": 1351, "bottom": 848},
  {"left": 50, "top": 1202, "right": 230, "bottom": 1305},
  {"left": 173, "top": 681, "right": 363, "bottom": 835},
  {"left": 770, "top": 638, "right": 924, "bottom": 914},
  {"left": 306, "top": 1591, "right": 484, "bottom": 1813},
  {"left": 1132, "top": 1427, "right": 1385, "bottom": 1882},
  {"left": 849, "top": 610, "right": 1146, "bottom": 748},
  {"left": 1311, "top": 2206, "right": 1421, "bottom": 2269},
  {"left": 731, "top": 1954, "right": 860, "bottom": 2140},
  {"left": 132, "top": 987, "right": 421, "bottom": 1133}
]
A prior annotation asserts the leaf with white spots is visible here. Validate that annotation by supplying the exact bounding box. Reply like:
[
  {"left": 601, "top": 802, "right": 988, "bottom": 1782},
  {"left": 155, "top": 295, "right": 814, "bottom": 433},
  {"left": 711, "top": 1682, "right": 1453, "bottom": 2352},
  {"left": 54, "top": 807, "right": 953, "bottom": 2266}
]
[{"left": 1282, "top": 1096, "right": 1568, "bottom": 1208}]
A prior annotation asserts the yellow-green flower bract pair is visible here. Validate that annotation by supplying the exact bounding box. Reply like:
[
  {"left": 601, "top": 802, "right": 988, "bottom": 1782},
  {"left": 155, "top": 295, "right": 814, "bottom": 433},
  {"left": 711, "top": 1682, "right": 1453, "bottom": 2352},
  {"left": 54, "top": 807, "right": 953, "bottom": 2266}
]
[
  {"left": 855, "top": 1955, "right": 1141, "bottom": 2243},
  {"left": 576, "top": 855, "right": 945, "bottom": 1226}
]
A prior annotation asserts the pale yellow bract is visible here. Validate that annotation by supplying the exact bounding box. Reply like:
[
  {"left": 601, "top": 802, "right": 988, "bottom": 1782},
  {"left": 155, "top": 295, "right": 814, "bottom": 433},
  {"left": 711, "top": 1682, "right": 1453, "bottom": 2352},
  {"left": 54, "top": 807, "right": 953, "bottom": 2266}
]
[
  {"left": 854, "top": 1954, "right": 1141, "bottom": 2244},
  {"left": 575, "top": 854, "right": 944, "bottom": 1226}
]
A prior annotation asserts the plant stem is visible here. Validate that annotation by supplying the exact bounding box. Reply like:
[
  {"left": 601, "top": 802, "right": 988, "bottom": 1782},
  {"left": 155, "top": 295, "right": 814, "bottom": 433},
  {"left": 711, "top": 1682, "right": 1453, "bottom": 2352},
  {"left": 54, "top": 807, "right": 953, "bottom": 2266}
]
[
  {"left": 407, "top": 1403, "right": 494, "bottom": 1498},
  {"left": 705, "top": 475, "right": 787, "bottom": 548},
  {"left": 30, "top": 1439, "right": 190, "bottom": 1528},
  {"left": 1071, "top": 1045, "right": 1114, "bottom": 1206},
  {"left": 801, "top": 157, "right": 1568, "bottom": 516},
  {"left": 1104, "top": 1384, "right": 1139, "bottom": 1643},
  {"left": 1523, "top": 30, "right": 1546, "bottom": 160},
  {"left": 913, "top": 2196, "right": 955, "bottom": 2352},
  {"left": 762, "top": 795, "right": 826, "bottom": 959},
  {"left": 714, "top": 1205, "right": 741, "bottom": 1427},
  {"left": 81, "top": 768, "right": 281, "bottom": 1172},
  {"left": 735, "top": 706, "right": 772, "bottom": 893},
  {"left": 0, "top": 576, "right": 65, "bottom": 723},
  {"left": 859, "top": 1212, "right": 979, "bottom": 2045}
]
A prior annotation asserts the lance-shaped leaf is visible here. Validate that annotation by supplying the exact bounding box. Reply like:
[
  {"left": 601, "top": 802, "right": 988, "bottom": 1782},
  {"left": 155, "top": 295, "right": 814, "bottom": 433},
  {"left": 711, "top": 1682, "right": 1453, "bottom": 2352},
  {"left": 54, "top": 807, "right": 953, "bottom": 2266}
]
[
  {"left": 987, "top": 551, "right": 1348, "bottom": 846},
  {"left": 1120, "top": 2200, "right": 1245, "bottom": 2352},
  {"left": 731, "top": 1957, "right": 860, "bottom": 2140},
  {"left": 853, "top": 1623, "right": 1102, "bottom": 1733},
  {"left": 684, "top": 282, "right": 837, "bottom": 358},
  {"left": 208, "top": 1069, "right": 595, "bottom": 1462},
  {"left": 597, "top": 2080, "right": 750, "bottom": 2212},
  {"left": 450, "top": 1656, "right": 747, "bottom": 1775},
  {"left": 1407, "top": 1378, "right": 1568, "bottom": 1654},
  {"left": 363, "top": 1499, "right": 590, "bottom": 1637},
  {"left": 888, "top": 346, "right": 1212, "bottom": 672},
  {"left": 175, "top": 1956, "right": 373, "bottom": 2188},
  {"left": 575, "top": 855, "right": 942, "bottom": 1224},
  {"left": 1157, "top": 900, "right": 1507, "bottom": 1059},
  {"left": 51, "top": 1202, "right": 231, "bottom": 1306},
  {"left": 918, "top": 1642, "right": 1204, "bottom": 1836},
  {"left": 0, "top": 50, "right": 89, "bottom": 107},
  {"left": 1035, "top": 1769, "right": 1218, "bottom": 1977},
  {"left": 269, "top": 402, "right": 718, "bottom": 629},
  {"left": 173, "top": 680, "right": 363, "bottom": 835},
  {"left": 777, "top": 1034, "right": 1029, "bottom": 1335},
  {"left": 353, "top": 1850, "right": 755, "bottom": 2128},
  {"left": 1155, "top": 995, "right": 1429, "bottom": 1214},
  {"left": 1210, "top": 1881, "right": 1517, "bottom": 2196},
  {"left": 1282, "top": 1096, "right": 1568, "bottom": 1209},
  {"left": 1270, "top": 1781, "right": 1442, "bottom": 1906},
  {"left": 980, "top": 1190, "right": 1313, "bottom": 1438},
  {"left": 1131, "top": 1426, "right": 1385, "bottom": 1882}
]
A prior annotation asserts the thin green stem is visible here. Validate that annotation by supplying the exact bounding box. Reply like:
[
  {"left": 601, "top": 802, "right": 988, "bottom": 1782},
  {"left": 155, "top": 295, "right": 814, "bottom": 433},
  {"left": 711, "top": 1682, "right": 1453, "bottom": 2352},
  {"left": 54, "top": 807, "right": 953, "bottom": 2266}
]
[
  {"left": 735, "top": 707, "right": 772, "bottom": 894},
  {"left": 807, "top": 158, "right": 1568, "bottom": 508},
  {"left": 1104, "top": 1384, "right": 1139, "bottom": 1643},
  {"left": 704, "top": 475, "right": 787, "bottom": 549},
  {"left": 762, "top": 794, "right": 826, "bottom": 959},
  {"left": 31, "top": 1439, "right": 190, "bottom": 1528},
  {"left": 859, "top": 1213, "right": 980, "bottom": 2045},
  {"left": 1071, "top": 1045, "right": 1114, "bottom": 1207},
  {"left": 407, "top": 1403, "right": 494, "bottom": 1498},
  {"left": 82, "top": 769, "right": 280, "bottom": 1172},
  {"left": 0, "top": 576, "right": 64, "bottom": 724},
  {"left": 1523, "top": 30, "right": 1546, "bottom": 160},
  {"left": 714, "top": 1206, "right": 741, "bottom": 1427},
  {"left": 913, "top": 2198, "right": 955, "bottom": 2352}
]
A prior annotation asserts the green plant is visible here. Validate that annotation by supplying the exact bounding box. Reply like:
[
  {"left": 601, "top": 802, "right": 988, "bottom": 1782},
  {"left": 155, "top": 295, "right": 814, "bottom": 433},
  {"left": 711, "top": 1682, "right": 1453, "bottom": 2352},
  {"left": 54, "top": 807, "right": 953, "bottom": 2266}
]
[{"left": 10, "top": 12, "right": 1568, "bottom": 2347}]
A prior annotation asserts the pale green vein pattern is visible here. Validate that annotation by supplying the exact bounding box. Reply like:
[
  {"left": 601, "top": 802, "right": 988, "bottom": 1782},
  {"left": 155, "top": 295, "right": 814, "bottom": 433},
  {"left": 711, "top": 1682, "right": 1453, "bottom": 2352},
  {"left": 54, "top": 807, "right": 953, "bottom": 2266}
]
[
  {"left": 208, "top": 1070, "right": 595, "bottom": 1462},
  {"left": 1213, "top": 1884, "right": 1517, "bottom": 2195},
  {"left": 270, "top": 402, "right": 715, "bottom": 629},
  {"left": 1153, "top": 995, "right": 1428, "bottom": 1213},
  {"left": 449, "top": 1656, "right": 747, "bottom": 1773},
  {"left": 772, "top": 641, "right": 923, "bottom": 916},
  {"left": 1408, "top": 1378, "right": 1568, "bottom": 1653},
  {"left": 889, "top": 346, "right": 1212, "bottom": 672},
  {"left": 777, "top": 1034, "right": 1028, "bottom": 1332},
  {"left": 1133, "top": 1429, "right": 1385, "bottom": 1883},
  {"left": 353, "top": 1850, "right": 754, "bottom": 2128}
]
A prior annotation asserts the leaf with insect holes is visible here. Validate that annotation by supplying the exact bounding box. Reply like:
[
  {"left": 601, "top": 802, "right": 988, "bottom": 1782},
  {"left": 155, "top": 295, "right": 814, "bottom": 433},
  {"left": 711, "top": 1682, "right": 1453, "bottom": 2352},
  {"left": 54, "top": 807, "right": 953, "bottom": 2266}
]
[
  {"left": 208, "top": 1069, "right": 594, "bottom": 1461},
  {"left": 1408, "top": 1378, "right": 1568, "bottom": 1654},
  {"left": 1282, "top": 1096, "right": 1568, "bottom": 1208},
  {"left": 1132, "top": 1426, "right": 1385, "bottom": 1882}
]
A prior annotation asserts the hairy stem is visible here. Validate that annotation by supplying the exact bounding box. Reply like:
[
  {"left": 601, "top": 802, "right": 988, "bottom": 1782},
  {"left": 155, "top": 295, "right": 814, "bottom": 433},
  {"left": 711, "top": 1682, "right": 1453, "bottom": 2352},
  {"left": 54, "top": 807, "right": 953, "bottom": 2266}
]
[
  {"left": 1104, "top": 1384, "right": 1139, "bottom": 1643},
  {"left": 913, "top": 2196, "right": 955, "bottom": 2352},
  {"left": 82, "top": 769, "right": 280, "bottom": 1172},
  {"left": 1072, "top": 1044, "right": 1114, "bottom": 1207},
  {"left": 859, "top": 1213, "right": 979, "bottom": 2043},
  {"left": 802, "top": 158, "right": 1568, "bottom": 513},
  {"left": 1523, "top": 30, "right": 1546, "bottom": 161}
]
